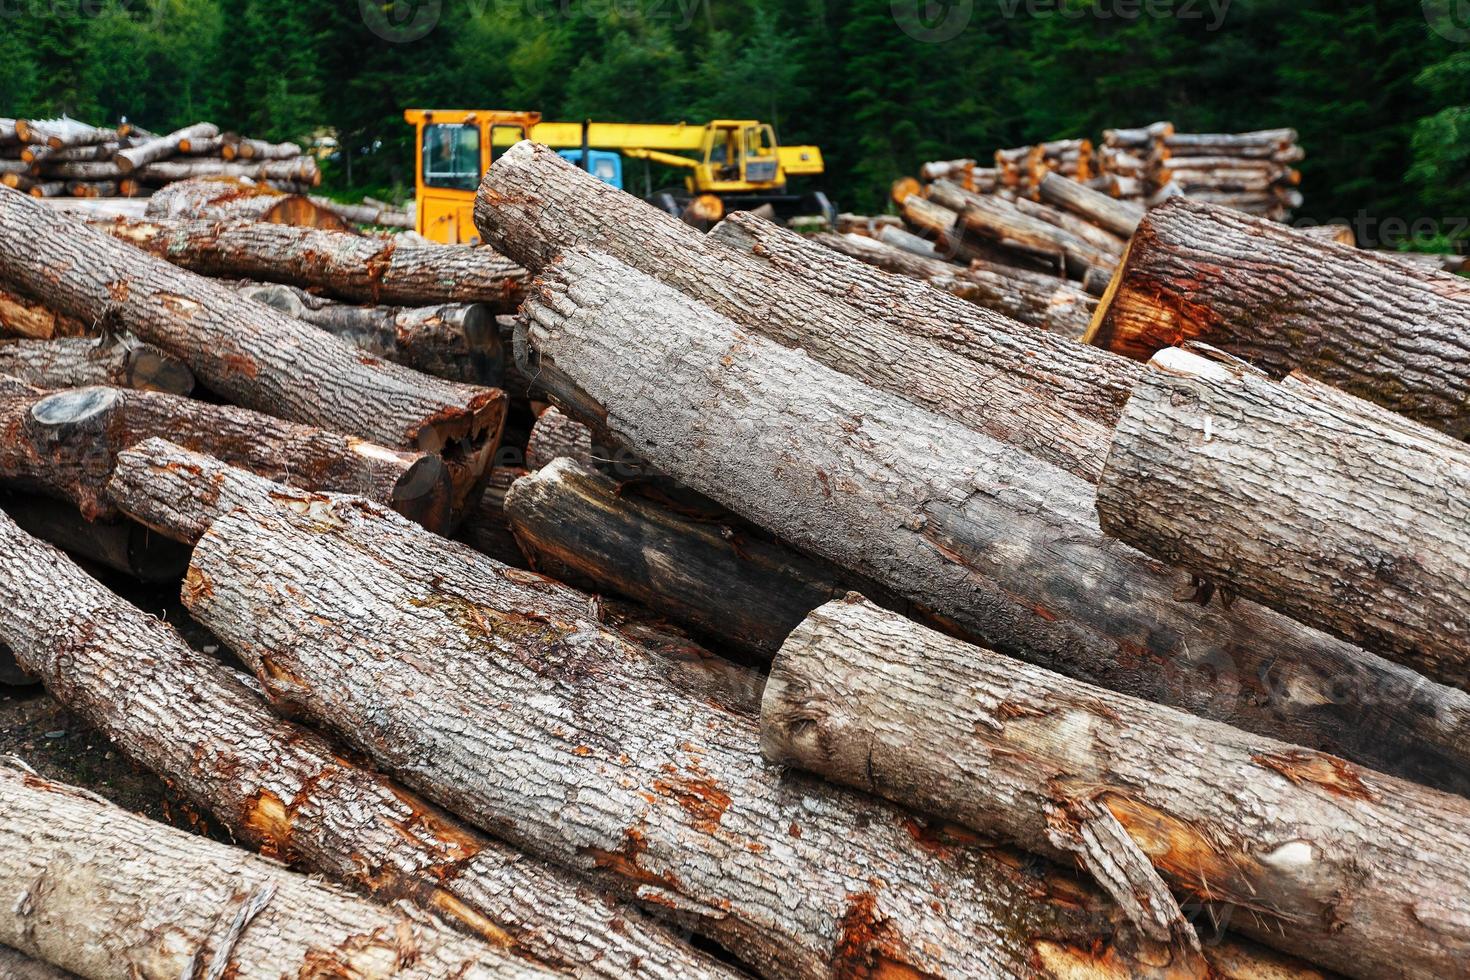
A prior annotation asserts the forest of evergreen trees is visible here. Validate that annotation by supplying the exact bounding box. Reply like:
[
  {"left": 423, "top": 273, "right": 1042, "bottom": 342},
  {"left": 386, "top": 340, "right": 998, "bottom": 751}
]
[{"left": 1, "top": 0, "right": 1465, "bottom": 246}]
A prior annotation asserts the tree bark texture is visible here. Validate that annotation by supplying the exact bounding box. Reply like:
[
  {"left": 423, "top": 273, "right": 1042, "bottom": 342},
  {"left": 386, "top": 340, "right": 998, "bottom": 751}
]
[
  {"left": 0, "top": 761, "right": 552, "bottom": 980},
  {"left": 238, "top": 281, "right": 504, "bottom": 387},
  {"left": 0, "top": 384, "right": 454, "bottom": 532},
  {"left": 0, "top": 336, "right": 194, "bottom": 395},
  {"left": 0, "top": 507, "right": 741, "bottom": 980},
  {"left": 0, "top": 191, "right": 506, "bottom": 491},
  {"left": 926, "top": 180, "right": 1118, "bottom": 280},
  {"left": 93, "top": 214, "right": 526, "bottom": 308},
  {"left": 132, "top": 157, "right": 320, "bottom": 186},
  {"left": 763, "top": 595, "right": 1470, "bottom": 980},
  {"left": 173, "top": 461, "right": 1319, "bottom": 980},
  {"left": 0, "top": 945, "right": 74, "bottom": 980},
  {"left": 1098, "top": 347, "right": 1470, "bottom": 689},
  {"left": 474, "top": 143, "right": 1133, "bottom": 483},
  {"left": 524, "top": 406, "right": 594, "bottom": 471},
  {"left": 1085, "top": 199, "right": 1470, "bottom": 438},
  {"left": 513, "top": 246, "right": 1470, "bottom": 797}
]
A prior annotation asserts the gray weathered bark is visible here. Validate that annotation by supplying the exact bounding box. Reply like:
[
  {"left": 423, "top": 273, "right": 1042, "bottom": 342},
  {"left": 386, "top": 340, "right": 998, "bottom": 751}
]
[
  {"left": 0, "top": 336, "right": 193, "bottom": 394},
  {"left": 95, "top": 214, "right": 526, "bottom": 308},
  {"left": 1038, "top": 171, "right": 1145, "bottom": 238},
  {"left": 1098, "top": 347, "right": 1470, "bottom": 689},
  {"left": 0, "top": 946, "right": 74, "bottom": 980},
  {"left": 763, "top": 595, "right": 1470, "bottom": 980},
  {"left": 0, "top": 760, "right": 552, "bottom": 980},
  {"left": 927, "top": 179, "right": 1118, "bottom": 280},
  {"left": 1085, "top": 199, "right": 1470, "bottom": 438},
  {"left": 222, "top": 137, "right": 304, "bottom": 161},
  {"left": 144, "top": 176, "right": 350, "bottom": 229},
  {"left": 0, "top": 507, "right": 741, "bottom": 980},
  {"left": 0, "top": 384, "right": 454, "bottom": 532},
  {"left": 0, "top": 189, "right": 505, "bottom": 504},
  {"left": 512, "top": 246, "right": 1470, "bottom": 797},
  {"left": 473, "top": 144, "right": 1133, "bottom": 482},
  {"left": 171, "top": 454, "right": 1319, "bottom": 979}
]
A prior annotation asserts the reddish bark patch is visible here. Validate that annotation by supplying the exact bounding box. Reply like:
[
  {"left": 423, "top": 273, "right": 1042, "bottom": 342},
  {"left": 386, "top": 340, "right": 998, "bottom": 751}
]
[
  {"left": 582, "top": 826, "right": 683, "bottom": 894},
  {"left": 241, "top": 787, "right": 294, "bottom": 861},
  {"left": 1252, "top": 749, "right": 1378, "bottom": 802},
  {"left": 653, "top": 769, "right": 731, "bottom": 833},
  {"left": 221, "top": 351, "right": 260, "bottom": 379},
  {"left": 900, "top": 816, "right": 987, "bottom": 861},
  {"left": 833, "top": 891, "right": 940, "bottom": 980}
]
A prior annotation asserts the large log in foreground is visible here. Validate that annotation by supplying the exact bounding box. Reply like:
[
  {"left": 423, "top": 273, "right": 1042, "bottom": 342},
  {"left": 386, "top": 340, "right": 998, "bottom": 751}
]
[
  {"left": 94, "top": 214, "right": 527, "bottom": 308},
  {"left": 476, "top": 141, "right": 1130, "bottom": 482},
  {"left": 0, "top": 189, "right": 504, "bottom": 505},
  {"left": 1098, "top": 347, "right": 1470, "bottom": 689},
  {"left": 0, "top": 336, "right": 194, "bottom": 395},
  {"left": 1084, "top": 199, "right": 1470, "bottom": 438},
  {"left": 514, "top": 247, "right": 1470, "bottom": 796},
  {"left": 0, "top": 761, "right": 551, "bottom": 980},
  {"left": 170, "top": 459, "right": 1322, "bottom": 979},
  {"left": 0, "top": 385, "right": 454, "bottom": 531},
  {"left": 0, "top": 507, "right": 739, "bottom": 980},
  {"left": 763, "top": 596, "right": 1470, "bottom": 980}
]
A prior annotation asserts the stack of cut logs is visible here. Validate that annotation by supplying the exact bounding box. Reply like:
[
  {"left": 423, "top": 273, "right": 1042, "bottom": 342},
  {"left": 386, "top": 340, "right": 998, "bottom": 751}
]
[
  {"left": 0, "top": 115, "right": 337, "bottom": 203},
  {"left": 0, "top": 141, "right": 1468, "bottom": 980},
  {"left": 1102, "top": 122, "right": 1305, "bottom": 218}
]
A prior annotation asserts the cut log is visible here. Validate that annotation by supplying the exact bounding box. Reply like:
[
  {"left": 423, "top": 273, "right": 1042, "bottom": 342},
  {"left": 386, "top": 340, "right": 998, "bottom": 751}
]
[
  {"left": 1163, "top": 129, "right": 1297, "bottom": 155},
  {"left": 94, "top": 214, "right": 527, "bottom": 308},
  {"left": 163, "top": 451, "right": 1319, "bottom": 980},
  {"left": 1038, "top": 171, "right": 1145, "bottom": 238},
  {"left": 524, "top": 405, "right": 594, "bottom": 471},
  {"left": 0, "top": 383, "right": 453, "bottom": 530},
  {"left": 0, "top": 945, "right": 73, "bottom": 980},
  {"left": 0, "top": 336, "right": 194, "bottom": 394},
  {"left": 27, "top": 181, "right": 64, "bottom": 198},
  {"left": 35, "top": 161, "right": 121, "bottom": 180},
  {"left": 113, "top": 121, "right": 217, "bottom": 173},
  {"left": 15, "top": 118, "right": 115, "bottom": 150},
  {"left": 177, "top": 133, "right": 224, "bottom": 154},
  {"left": 238, "top": 282, "right": 504, "bottom": 386},
  {"left": 0, "top": 507, "right": 740, "bottom": 980},
  {"left": 308, "top": 195, "right": 414, "bottom": 228},
  {"left": 762, "top": 595, "right": 1470, "bottom": 980},
  {"left": 145, "top": 176, "right": 351, "bottom": 229},
  {"left": 507, "top": 457, "right": 888, "bottom": 659},
  {"left": 1098, "top": 347, "right": 1470, "bottom": 689},
  {"left": 65, "top": 180, "right": 117, "bottom": 198},
  {"left": 133, "top": 156, "right": 320, "bottom": 185},
  {"left": 0, "top": 286, "right": 90, "bottom": 339},
  {"left": 512, "top": 246, "right": 1470, "bottom": 796},
  {"left": 812, "top": 230, "right": 1097, "bottom": 339},
  {"left": 0, "top": 760, "right": 553, "bottom": 980},
  {"left": 0, "top": 490, "right": 188, "bottom": 581},
  {"left": 1011, "top": 195, "right": 1127, "bottom": 258},
  {"left": 927, "top": 179, "right": 1117, "bottom": 279},
  {"left": 478, "top": 142, "right": 1127, "bottom": 482},
  {"left": 1085, "top": 199, "right": 1470, "bottom": 438},
  {"left": 222, "top": 136, "right": 304, "bottom": 161},
  {"left": 0, "top": 190, "right": 505, "bottom": 506}
]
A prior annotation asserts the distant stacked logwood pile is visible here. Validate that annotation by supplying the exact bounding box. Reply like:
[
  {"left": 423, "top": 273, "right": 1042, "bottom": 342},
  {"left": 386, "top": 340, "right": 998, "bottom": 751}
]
[{"left": 0, "top": 116, "right": 320, "bottom": 200}]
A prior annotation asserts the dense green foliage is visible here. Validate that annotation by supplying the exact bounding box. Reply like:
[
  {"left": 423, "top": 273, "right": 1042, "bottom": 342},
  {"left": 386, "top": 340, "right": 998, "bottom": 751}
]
[{"left": 2, "top": 0, "right": 1464, "bottom": 241}]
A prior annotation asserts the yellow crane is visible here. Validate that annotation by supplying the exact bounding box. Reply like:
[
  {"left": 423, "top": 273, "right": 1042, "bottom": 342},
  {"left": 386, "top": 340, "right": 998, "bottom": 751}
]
[{"left": 404, "top": 109, "right": 831, "bottom": 244}]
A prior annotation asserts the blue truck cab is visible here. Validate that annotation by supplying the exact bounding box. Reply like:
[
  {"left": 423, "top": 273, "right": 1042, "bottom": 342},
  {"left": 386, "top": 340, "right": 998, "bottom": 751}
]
[{"left": 556, "top": 149, "right": 623, "bottom": 190}]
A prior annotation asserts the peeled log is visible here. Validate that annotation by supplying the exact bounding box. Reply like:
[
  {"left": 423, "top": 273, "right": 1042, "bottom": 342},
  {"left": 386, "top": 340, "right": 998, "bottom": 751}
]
[
  {"left": 0, "top": 336, "right": 193, "bottom": 394},
  {"left": 144, "top": 176, "right": 350, "bottom": 229},
  {"left": 1085, "top": 199, "right": 1470, "bottom": 438},
  {"left": 513, "top": 246, "right": 1470, "bottom": 797},
  {"left": 763, "top": 595, "right": 1470, "bottom": 980},
  {"left": 113, "top": 121, "right": 217, "bottom": 173},
  {"left": 0, "top": 507, "right": 740, "bottom": 980},
  {"left": 0, "top": 761, "right": 551, "bottom": 980},
  {"left": 238, "top": 282, "right": 503, "bottom": 386},
  {"left": 94, "top": 214, "right": 526, "bottom": 308},
  {"left": 476, "top": 144, "right": 1129, "bottom": 482},
  {"left": 1098, "top": 347, "right": 1470, "bottom": 689},
  {"left": 507, "top": 457, "right": 880, "bottom": 659},
  {"left": 0, "top": 190, "right": 505, "bottom": 505},
  {"left": 170, "top": 458, "right": 1317, "bottom": 980},
  {"left": 0, "top": 385, "right": 453, "bottom": 531}
]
